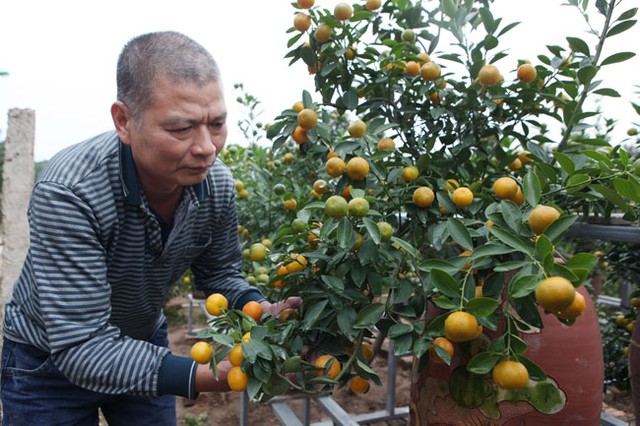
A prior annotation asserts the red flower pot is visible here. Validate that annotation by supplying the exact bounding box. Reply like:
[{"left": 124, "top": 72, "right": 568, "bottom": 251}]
[{"left": 410, "top": 286, "right": 603, "bottom": 425}]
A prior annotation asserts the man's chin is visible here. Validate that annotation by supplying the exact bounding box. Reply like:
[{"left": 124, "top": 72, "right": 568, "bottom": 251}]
[{"left": 180, "top": 172, "right": 209, "bottom": 186}]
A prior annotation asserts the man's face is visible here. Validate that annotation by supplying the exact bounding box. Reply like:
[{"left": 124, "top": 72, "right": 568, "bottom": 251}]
[{"left": 119, "top": 76, "right": 228, "bottom": 193}]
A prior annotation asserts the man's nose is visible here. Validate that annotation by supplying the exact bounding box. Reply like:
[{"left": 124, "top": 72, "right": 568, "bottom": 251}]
[{"left": 192, "top": 126, "right": 216, "bottom": 157}]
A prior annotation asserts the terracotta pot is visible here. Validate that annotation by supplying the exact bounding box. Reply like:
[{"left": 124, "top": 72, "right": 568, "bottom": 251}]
[{"left": 410, "top": 286, "right": 604, "bottom": 425}]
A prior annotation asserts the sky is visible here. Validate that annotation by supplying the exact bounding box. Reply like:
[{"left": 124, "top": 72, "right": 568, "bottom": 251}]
[{"left": 0, "top": 0, "right": 638, "bottom": 162}]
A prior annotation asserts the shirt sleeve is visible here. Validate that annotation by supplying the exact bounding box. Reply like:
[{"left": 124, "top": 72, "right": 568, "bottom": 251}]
[
  {"left": 157, "top": 353, "right": 198, "bottom": 399},
  {"left": 30, "top": 181, "right": 167, "bottom": 396}
]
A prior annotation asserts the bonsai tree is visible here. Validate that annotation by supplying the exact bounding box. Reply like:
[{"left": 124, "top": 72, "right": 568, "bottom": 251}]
[{"left": 194, "top": 0, "right": 638, "bottom": 421}]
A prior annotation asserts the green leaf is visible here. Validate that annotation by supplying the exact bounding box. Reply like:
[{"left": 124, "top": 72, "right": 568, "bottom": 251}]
[
  {"left": 479, "top": 7, "right": 496, "bottom": 34},
  {"left": 566, "top": 173, "right": 591, "bottom": 193},
  {"left": 551, "top": 263, "right": 580, "bottom": 284},
  {"left": 350, "top": 188, "right": 366, "bottom": 198},
  {"left": 388, "top": 323, "right": 414, "bottom": 338},
  {"left": 497, "top": 22, "right": 520, "bottom": 37},
  {"left": 426, "top": 312, "right": 448, "bottom": 337},
  {"left": 287, "top": 32, "right": 303, "bottom": 48},
  {"left": 617, "top": 8, "right": 638, "bottom": 21},
  {"left": 432, "top": 296, "right": 457, "bottom": 310},
  {"left": 607, "top": 20, "right": 637, "bottom": 38},
  {"left": 211, "top": 334, "right": 235, "bottom": 347},
  {"left": 535, "top": 234, "right": 554, "bottom": 259},
  {"left": 626, "top": 177, "right": 640, "bottom": 201},
  {"left": 353, "top": 303, "right": 386, "bottom": 329},
  {"left": 494, "top": 260, "right": 530, "bottom": 272},
  {"left": 466, "top": 351, "right": 502, "bottom": 374},
  {"left": 470, "top": 242, "right": 514, "bottom": 259},
  {"left": 321, "top": 275, "right": 344, "bottom": 292},
  {"left": 565, "top": 253, "right": 597, "bottom": 275},
  {"left": 577, "top": 66, "right": 598, "bottom": 86},
  {"left": 593, "top": 88, "right": 621, "bottom": 97},
  {"left": 465, "top": 297, "right": 499, "bottom": 317},
  {"left": 518, "top": 356, "right": 547, "bottom": 380},
  {"left": 342, "top": 90, "right": 359, "bottom": 110},
  {"left": 418, "top": 259, "right": 460, "bottom": 276},
  {"left": 509, "top": 274, "right": 539, "bottom": 298},
  {"left": 512, "top": 295, "right": 543, "bottom": 328},
  {"left": 543, "top": 215, "right": 577, "bottom": 241},
  {"left": 489, "top": 226, "right": 535, "bottom": 256},
  {"left": 613, "top": 178, "right": 640, "bottom": 202},
  {"left": 355, "top": 358, "right": 379, "bottom": 378},
  {"left": 523, "top": 171, "right": 542, "bottom": 207},
  {"left": 246, "top": 378, "right": 261, "bottom": 400},
  {"left": 337, "top": 307, "right": 358, "bottom": 341},
  {"left": 252, "top": 359, "right": 272, "bottom": 383},
  {"left": 302, "top": 90, "right": 313, "bottom": 107},
  {"left": 432, "top": 342, "right": 452, "bottom": 365},
  {"left": 393, "top": 334, "right": 413, "bottom": 355},
  {"left": 591, "top": 184, "right": 632, "bottom": 212},
  {"left": 252, "top": 339, "right": 273, "bottom": 361},
  {"left": 443, "top": 0, "right": 457, "bottom": 18},
  {"left": 540, "top": 251, "right": 554, "bottom": 276},
  {"left": 303, "top": 300, "right": 328, "bottom": 330},
  {"left": 265, "top": 120, "right": 286, "bottom": 140},
  {"left": 430, "top": 269, "right": 461, "bottom": 299},
  {"left": 509, "top": 332, "right": 529, "bottom": 355},
  {"left": 484, "top": 34, "right": 499, "bottom": 50},
  {"left": 320, "top": 62, "right": 338, "bottom": 77},
  {"left": 337, "top": 218, "right": 354, "bottom": 249},
  {"left": 358, "top": 239, "right": 378, "bottom": 266},
  {"left": 552, "top": 152, "right": 576, "bottom": 175},
  {"left": 582, "top": 149, "right": 614, "bottom": 168},
  {"left": 390, "top": 236, "right": 420, "bottom": 258},
  {"left": 439, "top": 53, "right": 464, "bottom": 64},
  {"left": 447, "top": 218, "right": 473, "bottom": 251},
  {"left": 363, "top": 217, "right": 381, "bottom": 244},
  {"left": 302, "top": 201, "right": 327, "bottom": 211},
  {"left": 566, "top": 37, "right": 590, "bottom": 56},
  {"left": 500, "top": 200, "right": 523, "bottom": 233},
  {"left": 601, "top": 51, "right": 636, "bottom": 66}
]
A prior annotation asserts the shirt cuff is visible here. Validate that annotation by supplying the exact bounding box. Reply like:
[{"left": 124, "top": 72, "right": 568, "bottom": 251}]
[
  {"left": 234, "top": 289, "right": 265, "bottom": 309},
  {"left": 157, "top": 353, "right": 198, "bottom": 400}
]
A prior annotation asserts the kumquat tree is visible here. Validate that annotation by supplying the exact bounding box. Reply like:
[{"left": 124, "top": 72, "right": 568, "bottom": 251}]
[{"left": 191, "top": 0, "right": 639, "bottom": 423}]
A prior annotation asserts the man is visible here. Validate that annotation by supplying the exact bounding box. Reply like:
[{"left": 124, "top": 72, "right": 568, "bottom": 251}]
[{"left": 1, "top": 31, "right": 297, "bottom": 425}]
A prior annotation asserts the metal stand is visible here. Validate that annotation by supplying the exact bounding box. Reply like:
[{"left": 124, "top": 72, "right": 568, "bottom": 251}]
[
  {"left": 187, "top": 293, "right": 213, "bottom": 335},
  {"left": 268, "top": 340, "right": 409, "bottom": 425},
  {"left": 240, "top": 391, "right": 249, "bottom": 426}
]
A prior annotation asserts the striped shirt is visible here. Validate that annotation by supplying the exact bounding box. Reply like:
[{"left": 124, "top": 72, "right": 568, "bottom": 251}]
[{"left": 3, "top": 130, "right": 262, "bottom": 397}]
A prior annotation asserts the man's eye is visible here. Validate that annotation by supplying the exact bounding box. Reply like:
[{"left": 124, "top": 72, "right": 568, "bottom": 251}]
[
  {"left": 171, "top": 126, "right": 192, "bottom": 133},
  {"left": 210, "top": 121, "right": 225, "bottom": 129}
]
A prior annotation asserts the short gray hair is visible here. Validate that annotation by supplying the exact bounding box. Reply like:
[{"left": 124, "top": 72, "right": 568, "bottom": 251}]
[{"left": 116, "top": 31, "right": 220, "bottom": 125}]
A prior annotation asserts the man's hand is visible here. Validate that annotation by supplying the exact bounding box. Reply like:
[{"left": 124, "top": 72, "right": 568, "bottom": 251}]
[
  {"left": 260, "top": 297, "right": 302, "bottom": 317},
  {"left": 194, "top": 360, "right": 232, "bottom": 393}
]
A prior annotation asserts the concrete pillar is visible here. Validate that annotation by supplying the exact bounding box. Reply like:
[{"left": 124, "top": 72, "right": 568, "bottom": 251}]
[{"left": 0, "top": 108, "right": 35, "bottom": 313}]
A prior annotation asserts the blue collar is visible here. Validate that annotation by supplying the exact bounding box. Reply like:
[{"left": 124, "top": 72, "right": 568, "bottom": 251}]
[{"left": 119, "top": 141, "right": 210, "bottom": 205}]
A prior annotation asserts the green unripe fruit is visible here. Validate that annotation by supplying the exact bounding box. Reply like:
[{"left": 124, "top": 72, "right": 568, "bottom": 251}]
[
  {"left": 292, "top": 218, "right": 307, "bottom": 232},
  {"left": 401, "top": 29, "right": 416, "bottom": 43},
  {"left": 377, "top": 221, "right": 394, "bottom": 242},
  {"left": 274, "top": 183, "right": 286, "bottom": 195},
  {"left": 348, "top": 197, "right": 370, "bottom": 218},
  {"left": 325, "top": 195, "right": 349, "bottom": 218}
]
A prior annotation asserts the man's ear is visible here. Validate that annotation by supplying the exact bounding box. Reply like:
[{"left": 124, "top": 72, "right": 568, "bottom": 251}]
[{"left": 111, "top": 101, "right": 132, "bottom": 144}]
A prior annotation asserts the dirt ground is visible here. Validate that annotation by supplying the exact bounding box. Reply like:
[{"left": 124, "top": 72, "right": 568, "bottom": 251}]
[{"left": 166, "top": 298, "right": 636, "bottom": 426}]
